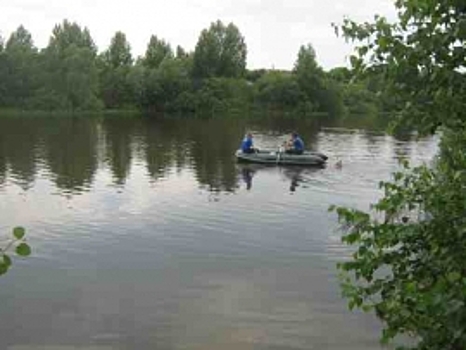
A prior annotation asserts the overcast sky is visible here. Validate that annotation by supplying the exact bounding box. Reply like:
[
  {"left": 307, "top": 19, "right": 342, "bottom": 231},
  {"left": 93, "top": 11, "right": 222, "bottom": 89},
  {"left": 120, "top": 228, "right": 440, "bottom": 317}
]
[{"left": 1, "top": 0, "right": 396, "bottom": 70}]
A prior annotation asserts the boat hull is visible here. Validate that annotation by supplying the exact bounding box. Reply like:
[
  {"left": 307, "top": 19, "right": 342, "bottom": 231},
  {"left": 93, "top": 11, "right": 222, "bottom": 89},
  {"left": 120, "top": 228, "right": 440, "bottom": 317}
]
[{"left": 235, "top": 150, "right": 327, "bottom": 166}]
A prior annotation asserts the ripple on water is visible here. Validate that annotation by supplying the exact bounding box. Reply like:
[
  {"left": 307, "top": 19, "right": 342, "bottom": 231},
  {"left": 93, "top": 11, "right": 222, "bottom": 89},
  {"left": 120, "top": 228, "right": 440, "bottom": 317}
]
[{"left": 0, "top": 118, "right": 438, "bottom": 349}]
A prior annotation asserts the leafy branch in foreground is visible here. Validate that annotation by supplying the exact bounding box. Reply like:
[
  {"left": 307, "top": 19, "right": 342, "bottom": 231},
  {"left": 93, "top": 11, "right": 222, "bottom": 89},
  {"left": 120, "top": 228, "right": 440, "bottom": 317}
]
[
  {"left": 332, "top": 0, "right": 466, "bottom": 349},
  {"left": 0, "top": 227, "right": 31, "bottom": 276},
  {"left": 331, "top": 137, "right": 466, "bottom": 348}
]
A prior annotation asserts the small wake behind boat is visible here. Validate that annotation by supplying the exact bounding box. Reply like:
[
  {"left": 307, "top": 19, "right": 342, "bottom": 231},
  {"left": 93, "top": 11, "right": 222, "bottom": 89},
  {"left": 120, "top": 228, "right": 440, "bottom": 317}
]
[{"left": 235, "top": 149, "right": 328, "bottom": 166}]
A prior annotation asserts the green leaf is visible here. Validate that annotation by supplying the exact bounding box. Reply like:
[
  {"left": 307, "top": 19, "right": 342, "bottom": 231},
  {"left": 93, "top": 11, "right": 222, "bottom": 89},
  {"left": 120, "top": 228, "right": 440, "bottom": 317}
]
[
  {"left": 16, "top": 243, "right": 31, "bottom": 257},
  {"left": 358, "top": 46, "right": 369, "bottom": 56},
  {"left": 377, "top": 36, "right": 389, "bottom": 49},
  {"left": 13, "top": 226, "right": 26, "bottom": 240},
  {"left": 362, "top": 304, "right": 373, "bottom": 312},
  {"left": 455, "top": 18, "right": 466, "bottom": 40},
  {"left": 349, "top": 55, "right": 361, "bottom": 69},
  {"left": 338, "top": 2, "right": 466, "bottom": 347},
  {"left": 0, "top": 262, "right": 8, "bottom": 276},
  {"left": 3, "top": 254, "right": 12, "bottom": 267},
  {"left": 447, "top": 272, "right": 461, "bottom": 283}
]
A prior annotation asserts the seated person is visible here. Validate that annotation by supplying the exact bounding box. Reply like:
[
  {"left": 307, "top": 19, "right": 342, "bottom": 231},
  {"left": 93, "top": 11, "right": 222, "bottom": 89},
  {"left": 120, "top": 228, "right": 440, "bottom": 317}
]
[
  {"left": 285, "top": 132, "right": 304, "bottom": 155},
  {"left": 241, "top": 133, "right": 256, "bottom": 154}
]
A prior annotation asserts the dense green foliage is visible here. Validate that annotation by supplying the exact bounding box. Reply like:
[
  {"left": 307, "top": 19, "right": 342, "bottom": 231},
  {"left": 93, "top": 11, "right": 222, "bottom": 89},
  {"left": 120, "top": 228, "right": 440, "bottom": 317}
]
[
  {"left": 0, "top": 19, "right": 393, "bottom": 119},
  {"left": 99, "top": 31, "right": 134, "bottom": 109},
  {"left": 192, "top": 20, "right": 247, "bottom": 79},
  {"left": 332, "top": 1, "right": 466, "bottom": 349},
  {"left": 0, "top": 227, "right": 31, "bottom": 276}
]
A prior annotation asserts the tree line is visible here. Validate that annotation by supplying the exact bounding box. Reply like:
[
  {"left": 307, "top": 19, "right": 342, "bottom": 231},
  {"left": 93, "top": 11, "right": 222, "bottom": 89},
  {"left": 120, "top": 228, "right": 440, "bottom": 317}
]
[{"left": 0, "top": 19, "right": 395, "bottom": 119}]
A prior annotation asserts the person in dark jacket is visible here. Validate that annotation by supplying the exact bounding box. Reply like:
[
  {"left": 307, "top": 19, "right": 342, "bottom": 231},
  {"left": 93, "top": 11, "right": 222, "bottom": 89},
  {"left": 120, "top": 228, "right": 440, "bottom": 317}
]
[
  {"left": 285, "top": 132, "right": 304, "bottom": 155},
  {"left": 241, "top": 133, "right": 256, "bottom": 154}
]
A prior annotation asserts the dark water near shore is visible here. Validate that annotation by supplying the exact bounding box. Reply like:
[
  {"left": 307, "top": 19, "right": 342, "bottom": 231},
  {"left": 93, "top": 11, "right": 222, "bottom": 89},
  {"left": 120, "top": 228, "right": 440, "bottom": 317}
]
[{"left": 0, "top": 116, "right": 437, "bottom": 350}]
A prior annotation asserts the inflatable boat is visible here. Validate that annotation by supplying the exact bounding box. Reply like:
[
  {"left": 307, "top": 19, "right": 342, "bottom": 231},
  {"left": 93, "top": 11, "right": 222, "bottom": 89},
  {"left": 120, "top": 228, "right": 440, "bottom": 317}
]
[{"left": 235, "top": 149, "right": 328, "bottom": 166}]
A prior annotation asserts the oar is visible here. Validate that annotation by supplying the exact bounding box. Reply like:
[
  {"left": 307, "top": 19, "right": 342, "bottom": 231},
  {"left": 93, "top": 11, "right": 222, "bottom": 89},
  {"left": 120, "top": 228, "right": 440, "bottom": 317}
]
[{"left": 276, "top": 145, "right": 284, "bottom": 164}]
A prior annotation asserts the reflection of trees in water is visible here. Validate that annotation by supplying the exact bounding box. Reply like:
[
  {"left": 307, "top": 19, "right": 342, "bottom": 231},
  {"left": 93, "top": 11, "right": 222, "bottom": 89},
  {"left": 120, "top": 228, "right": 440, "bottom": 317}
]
[
  {"left": 358, "top": 130, "right": 415, "bottom": 161},
  {"left": 105, "top": 117, "right": 323, "bottom": 193},
  {"left": 139, "top": 117, "right": 323, "bottom": 193},
  {"left": 393, "top": 140, "right": 413, "bottom": 161},
  {"left": 360, "top": 131, "right": 381, "bottom": 155},
  {"left": 139, "top": 117, "right": 324, "bottom": 193},
  {"left": 103, "top": 118, "right": 136, "bottom": 185},
  {"left": 392, "top": 133, "right": 424, "bottom": 162},
  {"left": 0, "top": 116, "right": 436, "bottom": 198},
  {"left": 142, "top": 118, "right": 187, "bottom": 181},
  {"left": 42, "top": 118, "right": 98, "bottom": 194},
  {"left": 0, "top": 116, "right": 329, "bottom": 195},
  {"left": 0, "top": 118, "right": 39, "bottom": 190},
  {"left": 188, "top": 119, "right": 243, "bottom": 192},
  {"left": 140, "top": 118, "right": 248, "bottom": 192},
  {"left": 0, "top": 124, "right": 7, "bottom": 188},
  {"left": 0, "top": 152, "right": 5, "bottom": 188},
  {"left": 0, "top": 116, "right": 246, "bottom": 194},
  {"left": 141, "top": 118, "right": 241, "bottom": 193}
]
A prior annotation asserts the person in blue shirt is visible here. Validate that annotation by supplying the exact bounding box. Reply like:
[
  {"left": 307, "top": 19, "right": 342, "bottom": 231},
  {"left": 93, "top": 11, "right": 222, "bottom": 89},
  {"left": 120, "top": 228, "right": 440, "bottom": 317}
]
[
  {"left": 241, "top": 133, "right": 256, "bottom": 154},
  {"left": 285, "top": 132, "right": 304, "bottom": 155}
]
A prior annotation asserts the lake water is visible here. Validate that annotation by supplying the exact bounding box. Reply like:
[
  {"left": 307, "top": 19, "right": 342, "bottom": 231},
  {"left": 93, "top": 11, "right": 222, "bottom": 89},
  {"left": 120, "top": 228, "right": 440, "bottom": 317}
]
[{"left": 0, "top": 116, "right": 437, "bottom": 350}]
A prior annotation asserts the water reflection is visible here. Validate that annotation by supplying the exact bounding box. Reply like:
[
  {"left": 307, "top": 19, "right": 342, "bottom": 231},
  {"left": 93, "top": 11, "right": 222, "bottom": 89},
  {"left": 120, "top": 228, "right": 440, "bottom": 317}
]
[
  {"left": 240, "top": 166, "right": 254, "bottom": 190},
  {"left": 0, "top": 118, "right": 41, "bottom": 190},
  {"left": 0, "top": 128, "right": 8, "bottom": 189},
  {"left": 0, "top": 116, "right": 436, "bottom": 197},
  {"left": 143, "top": 119, "right": 179, "bottom": 181},
  {"left": 42, "top": 118, "right": 98, "bottom": 194},
  {"left": 237, "top": 164, "right": 324, "bottom": 193},
  {"left": 285, "top": 167, "right": 305, "bottom": 192},
  {"left": 103, "top": 117, "right": 135, "bottom": 185},
  {"left": 188, "top": 119, "right": 243, "bottom": 193},
  {"left": 0, "top": 116, "right": 439, "bottom": 350}
]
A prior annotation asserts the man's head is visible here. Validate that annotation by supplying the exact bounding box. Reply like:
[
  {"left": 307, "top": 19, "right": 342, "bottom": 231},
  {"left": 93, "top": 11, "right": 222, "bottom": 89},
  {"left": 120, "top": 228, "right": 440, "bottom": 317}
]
[{"left": 292, "top": 132, "right": 298, "bottom": 139}]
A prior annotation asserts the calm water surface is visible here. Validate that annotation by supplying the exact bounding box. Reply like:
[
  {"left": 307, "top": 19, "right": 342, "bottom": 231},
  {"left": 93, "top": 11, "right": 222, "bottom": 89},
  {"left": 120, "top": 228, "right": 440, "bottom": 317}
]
[{"left": 0, "top": 116, "right": 437, "bottom": 350}]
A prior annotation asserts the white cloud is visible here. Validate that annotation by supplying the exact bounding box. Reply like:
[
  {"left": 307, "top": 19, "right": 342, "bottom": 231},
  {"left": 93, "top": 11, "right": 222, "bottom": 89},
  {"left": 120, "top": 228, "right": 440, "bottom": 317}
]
[{"left": 0, "top": 0, "right": 397, "bottom": 70}]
